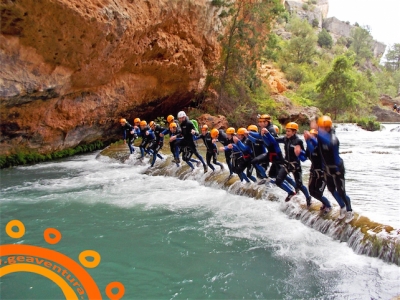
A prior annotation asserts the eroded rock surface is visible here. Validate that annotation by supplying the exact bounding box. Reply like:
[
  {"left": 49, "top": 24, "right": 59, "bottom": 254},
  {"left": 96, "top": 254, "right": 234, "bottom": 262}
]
[{"left": 0, "top": 0, "right": 222, "bottom": 155}]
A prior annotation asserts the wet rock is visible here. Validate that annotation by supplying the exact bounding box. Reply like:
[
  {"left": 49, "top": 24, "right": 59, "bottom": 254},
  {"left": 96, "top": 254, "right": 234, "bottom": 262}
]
[
  {"left": 371, "top": 105, "right": 400, "bottom": 122},
  {"left": 196, "top": 114, "right": 229, "bottom": 130}
]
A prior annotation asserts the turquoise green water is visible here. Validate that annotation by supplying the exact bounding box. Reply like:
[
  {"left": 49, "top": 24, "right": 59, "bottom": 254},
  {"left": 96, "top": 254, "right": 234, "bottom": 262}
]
[
  {"left": 1, "top": 199, "right": 331, "bottom": 299},
  {"left": 1, "top": 125, "right": 400, "bottom": 300}
]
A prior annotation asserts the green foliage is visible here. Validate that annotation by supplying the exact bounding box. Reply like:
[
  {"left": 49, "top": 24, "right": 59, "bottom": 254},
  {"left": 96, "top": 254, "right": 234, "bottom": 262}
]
[
  {"left": 384, "top": 43, "right": 400, "bottom": 71},
  {"left": 302, "top": 3, "right": 308, "bottom": 10},
  {"left": 349, "top": 26, "right": 373, "bottom": 62},
  {"left": 155, "top": 116, "right": 166, "bottom": 127},
  {"left": 356, "top": 116, "right": 381, "bottom": 131},
  {"left": 316, "top": 55, "right": 359, "bottom": 119},
  {"left": 211, "top": 0, "right": 225, "bottom": 7},
  {"left": 208, "top": 0, "right": 284, "bottom": 122},
  {"left": 286, "top": 64, "right": 306, "bottom": 84},
  {"left": 285, "top": 90, "right": 313, "bottom": 106},
  {"left": 284, "top": 17, "right": 317, "bottom": 63},
  {"left": 0, "top": 141, "right": 104, "bottom": 169},
  {"left": 262, "top": 33, "right": 281, "bottom": 62},
  {"left": 311, "top": 18, "right": 319, "bottom": 28},
  {"left": 353, "top": 70, "right": 379, "bottom": 107},
  {"left": 317, "top": 29, "right": 333, "bottom": 49},
  {"left": 337, "top": 36, "right": 351, "bottom": 48},
  {"left": 375, "top": 70, "right": 397, "bottom": 97},
  {"left": 277, "top": 10, "right": 290, "bottom": 24}
]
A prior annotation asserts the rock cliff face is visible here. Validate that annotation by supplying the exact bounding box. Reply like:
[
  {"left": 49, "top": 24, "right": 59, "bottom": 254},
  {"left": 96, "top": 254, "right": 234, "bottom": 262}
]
[
  {"left": 284, "top": 0, "right": 329, "bottom": 27},
  {"left": 323, "top": 17, "right": 386, "bottom": 58},
  {"left": 0, "top": 0, "right": 222, "bottom": 155}
]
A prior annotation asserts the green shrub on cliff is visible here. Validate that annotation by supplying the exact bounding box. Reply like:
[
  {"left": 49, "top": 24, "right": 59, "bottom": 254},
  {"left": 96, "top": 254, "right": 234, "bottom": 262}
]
[{"left": 205, "top": 0, "right": 284, "bottom": 126}]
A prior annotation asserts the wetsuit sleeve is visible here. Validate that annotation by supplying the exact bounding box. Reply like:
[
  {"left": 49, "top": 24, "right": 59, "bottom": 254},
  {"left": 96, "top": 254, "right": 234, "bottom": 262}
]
[
  {"left": 193, "top": 134, "right": 201, "bottom": 141},
  {"left": 248, "top": 132, "right": 262, "bottom": 139},
  {"left": 263, "top": 132, "right": 282, "bottom": 154},
  {"left": 231, "top": 144, "right": 240, "bottom": 152},
  {"left": 298, "top": 150, "right": 307, "bottom": 162},
  {"left": 236, "top": 140, "right": 251, "bottom": 153},
  {"left": 306, "top": 137, "right": 317, "bottom": 153},
  {"left": 175, "top": 134, "right": 184, "bottom": 141},
  {"left": 331, "top": 137, "right": 341, "bottom": 168},
  {"left": 161, "top": 129, "right": 169, "bottom": 135},
  {"left": 317, "top": 130, "right": 331, "bottom": 146},
  {"left": 147, "top": 130, "right": 156, "bottom": 139},
  {"left": 247, "top": 134, "right": 257, "bottom": 144}
]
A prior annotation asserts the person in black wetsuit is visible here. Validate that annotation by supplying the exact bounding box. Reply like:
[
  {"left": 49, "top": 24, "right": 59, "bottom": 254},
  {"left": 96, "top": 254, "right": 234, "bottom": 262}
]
[
  {"left": 275, "top": 122, "right": 312, "bottom": 205},
  {"left": 175, "top": 111, "right": 207, "bottom": 173},
  {"left": 162, "top": 122, "right": 181, "bottom": 166},
  {"left": 306, "top": 115, "right": 354, "bottom": 223},
  {"left": 216, "top": 127, "right": 235, "bottom": 178},
  {"left": 147, "top": 121, "right": 166, "bottom": 167},
  {"left": 119, "top": 118, "right": 137, "bottom": 154},
  {"left": 137, "top": 120, "right": 154, "bottom": 159},
  {"left": 246, "top": 124, "right": 270, "bottom": 183},
  {"left": 296, "top": 129, "right": 333, "bottom": 213},
  {"left": 230, "top": 128, "right": 256, "bottom": 183},
  {"left": 257, "top": 114, "right": 279, "bottom": 179},
  {"left": 195, "top": 125, "right": 224, "bottom": 172}
]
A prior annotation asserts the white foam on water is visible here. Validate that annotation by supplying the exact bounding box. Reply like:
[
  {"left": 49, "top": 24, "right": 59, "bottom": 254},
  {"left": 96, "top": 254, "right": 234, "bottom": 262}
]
[{"left": 1, "top": 126, "right": 400, "bottom": 298}]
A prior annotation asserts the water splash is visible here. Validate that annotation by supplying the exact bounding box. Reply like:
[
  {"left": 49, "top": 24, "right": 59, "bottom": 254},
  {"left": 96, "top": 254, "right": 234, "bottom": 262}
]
[{"left": 100, "top": 144, "right": 400, "bottom": 266}]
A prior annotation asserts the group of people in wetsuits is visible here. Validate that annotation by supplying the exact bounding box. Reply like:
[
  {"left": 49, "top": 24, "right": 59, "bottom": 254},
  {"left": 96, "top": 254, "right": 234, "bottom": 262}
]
[{"left": 120, "top": 111, "right": 354, "bottom": 223}]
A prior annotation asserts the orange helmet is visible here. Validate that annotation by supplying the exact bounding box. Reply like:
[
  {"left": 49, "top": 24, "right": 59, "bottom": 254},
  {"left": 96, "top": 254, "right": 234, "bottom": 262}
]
[
  {"left": 226, "top": 127, "right": 235, "bottom": 135},
  {"left": 318, "top": 115, "right": 332, "bottom": 128},
  {"left": 169, "top": 122, "right": 177, "bottom": 129},
  {"left": 237, "top": 128, "right": 247, "bottom": 135},
  {"left": 134, "top": 118, "right": 141, "bottom": 123},
  {"left": 140, "top": 120, "right": 147, "bottom": 126},
  {"left": 210, "top": 128, "right": 219, "bottom": 138},
  {"left": 120, "top": 118, "right": 127, "bottom": 124},
  {"left": 247, "top": 125, "right": 258, "bottom": 132},
  {"left": 285, "top": 122, "right": 298, "bottom": 131},
  {"left": 167, "top": 115, "right": 174, "bottom": 123},
  {"left": 258, "top": 114, "right": 271, "bottom": 122},
  {"left": 310, "top": 129, "right": 318, "bottom": 135},
  {"left": 149, "top": 121, "right": 155, "bottom": 128},
  {"left": 201, "top": 124, "right": 209, "bottom": 131},
  {"left": 273, "top": 125, "right": 280, "bottom": 134}
]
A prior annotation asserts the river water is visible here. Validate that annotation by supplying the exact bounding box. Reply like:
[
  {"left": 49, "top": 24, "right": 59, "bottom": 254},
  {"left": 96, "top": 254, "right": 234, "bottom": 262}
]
[{"left": 0, "top": 124, "right": 399, "bottom": 299}]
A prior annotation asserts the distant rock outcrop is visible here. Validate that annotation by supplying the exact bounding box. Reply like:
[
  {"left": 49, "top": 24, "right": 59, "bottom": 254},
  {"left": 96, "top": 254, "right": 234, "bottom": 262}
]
[
  {"left": 280, "top": 1, "right": 386, "bottom": 59},
  {"left": 372, "top": 95, "right": 400, "bottom": 122},
  {"left": 323, "top": 17, "right": 386, "bottom": 58},
  {"left": 284, "top": 0, "right": 329, "bottom": 28},
  {"left": 273, "top": 95, "right": 321, "bottom": 124}
]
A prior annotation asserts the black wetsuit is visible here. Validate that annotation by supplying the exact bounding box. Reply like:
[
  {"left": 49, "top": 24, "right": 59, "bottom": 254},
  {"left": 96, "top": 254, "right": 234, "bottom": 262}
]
[
  {"left": 217, "top": 130, "right": 233, "bottom": 175},
  {"left": 121, "top": 122, "right": 137, "bottom": 154},
  {"left": 316, "top": 129, "right": 352, "bottom": 211},
  {"left": 177, "top": 118, "right": 206, "bottom": 166},
  {"left": 276, "top": 134, "right": 310, "bottom": 200},
  {"left": 195, "top": 132, "right": 223, "bottom": 171}
]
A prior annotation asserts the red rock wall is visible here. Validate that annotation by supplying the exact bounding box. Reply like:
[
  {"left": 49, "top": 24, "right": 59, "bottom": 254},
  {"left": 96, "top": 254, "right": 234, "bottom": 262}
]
[{"left": 0, "top": 0, "right": 222, "bottom": 155}]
